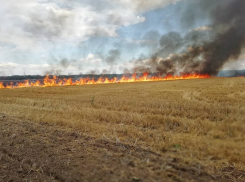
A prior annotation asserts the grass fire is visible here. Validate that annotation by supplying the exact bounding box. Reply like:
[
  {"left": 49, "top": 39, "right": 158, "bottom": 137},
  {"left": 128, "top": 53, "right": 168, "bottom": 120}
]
[
  {"left": 0, "top": 73, "right": 210, "bottom": 89},
  {"left": 0, "top": 77, "right": 244, "bottom": 181},
  {"left": 1, "top": 0, "right": 245, "bottom": 181}
]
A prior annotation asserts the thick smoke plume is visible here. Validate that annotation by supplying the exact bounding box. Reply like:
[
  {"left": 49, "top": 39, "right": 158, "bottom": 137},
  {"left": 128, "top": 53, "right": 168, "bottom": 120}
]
[{"left": 135, "top": 0, "right": 245, "bottom": 76}]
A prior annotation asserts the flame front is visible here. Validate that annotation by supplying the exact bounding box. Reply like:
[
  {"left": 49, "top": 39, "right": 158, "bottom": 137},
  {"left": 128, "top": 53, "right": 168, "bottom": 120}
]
[{"left": 0, "top": 73, "right": 210, "bottom": 89}]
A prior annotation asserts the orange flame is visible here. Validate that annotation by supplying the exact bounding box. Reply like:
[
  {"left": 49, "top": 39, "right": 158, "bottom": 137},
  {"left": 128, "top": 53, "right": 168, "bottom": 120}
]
[{"left": 0, "top": 73, "right": 210, "bottom": 89}]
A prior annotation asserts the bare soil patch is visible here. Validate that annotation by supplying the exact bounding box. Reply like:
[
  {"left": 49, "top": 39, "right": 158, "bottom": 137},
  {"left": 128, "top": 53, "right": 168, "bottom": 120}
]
[{"left": 0, "top": 113, "right": 244, "bottom": 182}]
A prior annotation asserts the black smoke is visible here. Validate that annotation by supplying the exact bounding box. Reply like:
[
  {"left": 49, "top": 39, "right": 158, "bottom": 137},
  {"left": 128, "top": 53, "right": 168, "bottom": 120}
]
[
  {"left": 105, "top": 49, "right": 121, "bottom": 65},
  {"left": 136, "top": 0, "right": 245, "bottom": 76}
]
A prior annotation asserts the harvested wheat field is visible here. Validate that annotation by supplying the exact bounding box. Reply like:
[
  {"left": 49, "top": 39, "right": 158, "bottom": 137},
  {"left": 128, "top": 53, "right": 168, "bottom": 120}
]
[{"left": 0, "top": 77, "right": 245, "bottom": 182}]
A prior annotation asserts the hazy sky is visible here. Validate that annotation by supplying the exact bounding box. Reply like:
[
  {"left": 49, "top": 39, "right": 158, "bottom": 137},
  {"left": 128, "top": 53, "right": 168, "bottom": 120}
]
[{"left": 0, "top": 0, "right": 244, "bottom": 76}]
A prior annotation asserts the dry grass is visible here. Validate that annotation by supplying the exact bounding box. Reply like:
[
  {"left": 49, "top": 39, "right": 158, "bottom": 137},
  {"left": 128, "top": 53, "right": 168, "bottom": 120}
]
[{"left": 0, "top": 77, "right": 244, "bottom": 171}]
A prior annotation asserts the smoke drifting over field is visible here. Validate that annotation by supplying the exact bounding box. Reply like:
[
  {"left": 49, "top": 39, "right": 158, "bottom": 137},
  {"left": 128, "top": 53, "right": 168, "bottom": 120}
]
[
  {"left": 1, "top": 0, "right": 245, "bottom": 76},
  {"left": 135, "top": 0, "right": 245, "bottom": 76}
]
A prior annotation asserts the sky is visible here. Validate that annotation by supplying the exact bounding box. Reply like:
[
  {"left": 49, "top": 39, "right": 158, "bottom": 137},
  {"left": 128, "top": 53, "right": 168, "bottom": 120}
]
[{"left": 0, "top": 0, "right": 244, "bottom": 76}]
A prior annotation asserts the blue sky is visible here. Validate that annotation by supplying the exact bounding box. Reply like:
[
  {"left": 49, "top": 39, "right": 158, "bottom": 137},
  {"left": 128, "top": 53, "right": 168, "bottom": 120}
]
[{"left": 0, "top": 0, "right": 244, "bottom": 75}]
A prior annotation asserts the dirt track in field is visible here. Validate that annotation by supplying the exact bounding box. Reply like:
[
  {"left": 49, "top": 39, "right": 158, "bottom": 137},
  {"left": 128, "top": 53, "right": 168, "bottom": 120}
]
[{"left": 0, "top": 113, "right": 244, "bottom": 182}]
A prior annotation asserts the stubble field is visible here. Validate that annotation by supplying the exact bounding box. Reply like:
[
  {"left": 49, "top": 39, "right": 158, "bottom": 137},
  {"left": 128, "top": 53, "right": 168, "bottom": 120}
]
[{"left": 0, "top": 77, "right": 244, "bottom": 181}]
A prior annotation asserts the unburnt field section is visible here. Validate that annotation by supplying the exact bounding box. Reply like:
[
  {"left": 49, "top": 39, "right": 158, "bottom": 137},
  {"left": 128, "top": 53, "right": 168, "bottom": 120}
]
[{"left": 0, "top": 77, "right": 244, "bottom": 181}]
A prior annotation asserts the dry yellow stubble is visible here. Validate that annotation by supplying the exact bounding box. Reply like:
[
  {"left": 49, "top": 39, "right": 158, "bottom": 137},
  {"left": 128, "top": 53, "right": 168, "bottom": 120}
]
[{"left": 0, "top": 77, "right": 244, "bottom": 170}]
